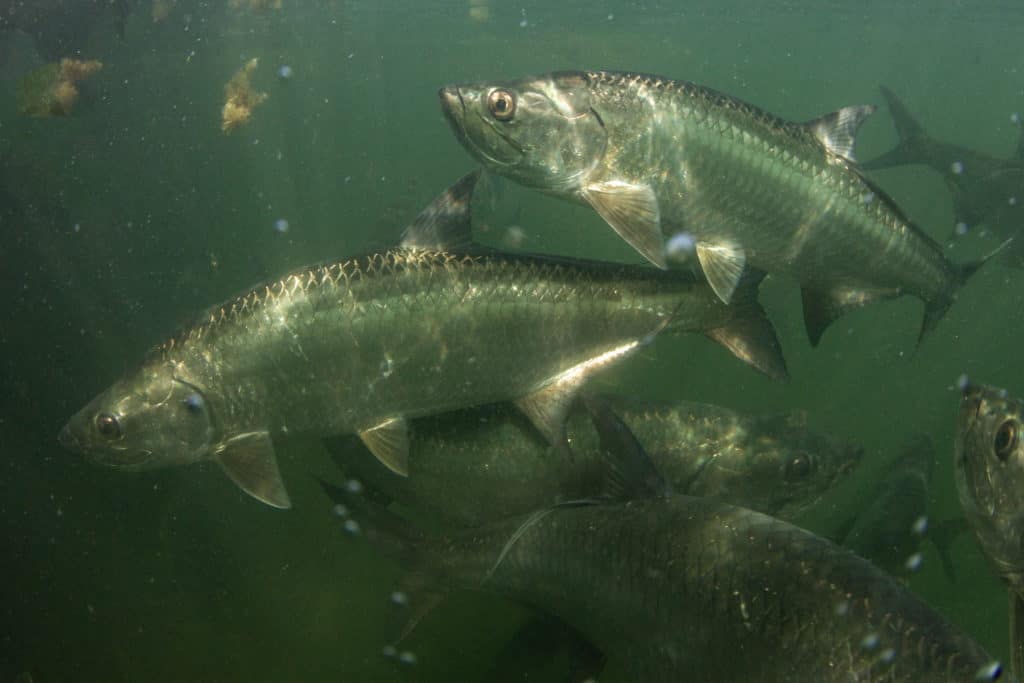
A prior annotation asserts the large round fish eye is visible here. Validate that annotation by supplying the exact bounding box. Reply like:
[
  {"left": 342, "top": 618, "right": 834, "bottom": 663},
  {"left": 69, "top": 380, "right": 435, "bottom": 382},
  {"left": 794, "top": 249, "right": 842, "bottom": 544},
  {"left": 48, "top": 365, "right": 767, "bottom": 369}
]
[
  {"left": 784, "top": 454, "right": 815, "bottom": 482},
  {"left": 994, "top": 420, "right": 1018, "bottom": 461},
  {"left": 487, "top": 89, "right": 516, "bottom": 121},
  {"left": 95, "top": 413, "right": 122, "bottom": 439}
]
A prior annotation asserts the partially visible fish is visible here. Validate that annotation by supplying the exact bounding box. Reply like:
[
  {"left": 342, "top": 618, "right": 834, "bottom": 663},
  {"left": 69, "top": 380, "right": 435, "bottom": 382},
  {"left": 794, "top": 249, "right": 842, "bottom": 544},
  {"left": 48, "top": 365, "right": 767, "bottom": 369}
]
[
  {"left": 864, "top": 86, "right": 1024, "bottom": 265},
  {"left": 440, "top": 71, "right": 996, "bottom": 345},
  {"left": 956, "top": 382, "right": 1024, "bottom": 677},
  {"left": 838, "top": 434, "right": 964, "bottom": 581},
  {"left": 59, "top": 172, "right": 787, "bottom": 509},
  {"left": 331, "top": 397, "right": 861, "bottom": 526},
  {"left": 324, "top": 401, "right": 1006, "bottom": 683}
]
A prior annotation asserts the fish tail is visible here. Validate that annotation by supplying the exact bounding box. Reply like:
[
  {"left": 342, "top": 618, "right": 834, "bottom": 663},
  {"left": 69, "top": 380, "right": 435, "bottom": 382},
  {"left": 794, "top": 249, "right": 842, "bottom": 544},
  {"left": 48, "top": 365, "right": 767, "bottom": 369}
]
[
  {"left": 703, "top": 269, "right": 789, "bottom": 382},
  {"left": 861, "top": 85, "right": 933, "bottom": 171},
  {"left": 920, "top": 239, "right": 1010, "bottom": 343}
]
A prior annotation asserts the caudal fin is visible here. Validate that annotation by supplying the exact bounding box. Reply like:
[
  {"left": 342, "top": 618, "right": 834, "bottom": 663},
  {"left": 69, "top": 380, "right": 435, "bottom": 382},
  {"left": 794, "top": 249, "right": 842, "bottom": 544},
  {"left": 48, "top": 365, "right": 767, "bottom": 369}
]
[
  {"left": 861, "top": 85, "right": 933, "bottom": 172},
  {"left": 704, "top": 270, "right": 789, "bottom": 381},
  {"left": 920, "top": 239, "right": 1010, "bottom": 343}
]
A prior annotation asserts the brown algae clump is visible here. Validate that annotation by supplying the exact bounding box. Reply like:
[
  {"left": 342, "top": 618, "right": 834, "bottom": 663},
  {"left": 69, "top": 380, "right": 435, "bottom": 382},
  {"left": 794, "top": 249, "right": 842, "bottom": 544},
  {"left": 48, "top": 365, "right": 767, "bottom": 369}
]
[
  {"left": 17, "top": 58, "right": 103, "bottom": 118},
  {"left": 221, "top": 58, "right": 268, "bottom": 133}
]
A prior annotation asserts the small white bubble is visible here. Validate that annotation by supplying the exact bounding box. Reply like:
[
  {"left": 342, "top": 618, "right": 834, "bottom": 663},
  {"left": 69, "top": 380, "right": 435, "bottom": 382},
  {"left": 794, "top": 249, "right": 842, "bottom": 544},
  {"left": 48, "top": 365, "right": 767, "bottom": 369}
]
[
  {"left": 951, "top": 161, "right": 965, "bottom": 174},
  {"left": 73, "top": 223, "right": 81, "bottom": 233},
  {"left": 861, "top": 191, "right": 876, "bottom": 205},
  {"left": 519, "top": 18, "right": 528, "bottom": 27},
  {"left": 955, "top": 222, "right": 969, "bottom": 236},
  {"left": 502, "top": 225, "right": 526, "bottom": 249},
  {"left": 277, "top": 64, "right": 293, "bottom": 79},
  {"left": 382, "top": 645, "right": 397, "bottom": 658},
  {"left": 274, "top": 218, "right": 290, "bottom": 233},
  {"left": 345, "top": 479, "right": 364, "bottom": 494},
  {"left": 904, "top": 552, "right": 923, "bottom": 573},
  {"left": 607, "top": 13, "right": 614, "bottom": 20},
  {"left": 666, "top": 232, "right": 697, "bottom": 262},
  {"left": 878, "top": 648, "right": 896, "bottom": 664},
  {"left": 1012, "top": 112, "right": 1021, "bottom": 125},
  {"left": 976, "top": 661, "right": 1003, "bottom": 680},
  {"left": 1010, "top": 196, "right": 1018, "bottom": 206},
  {"left": 835, "top": 600, "right": 850, "bottom": 617},
  {"left": 390, "top": 591, "right": 408, "bottom": 607},
  {"left": 912, "top": 515, "right": 928, "bottom": 536},
  {"left": 861, "top": 633, "right": 879, "bottom": 650},
  {"left": 398, "top": 651, "right": 417, "bottom": 666},
  {"left": 331, "top": 503, "right": 348, "bottom": 518},
  {"left": 957, "top": 374, "right": 971, "bottom": 392},
  {"left": 342, "top": 519, "right": 360, "bottom": 535}
]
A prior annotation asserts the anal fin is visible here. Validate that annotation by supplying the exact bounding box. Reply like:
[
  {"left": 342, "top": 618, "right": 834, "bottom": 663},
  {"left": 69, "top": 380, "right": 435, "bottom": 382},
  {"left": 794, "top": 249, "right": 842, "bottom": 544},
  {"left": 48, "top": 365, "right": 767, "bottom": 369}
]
[
  {"left": 359, "top": 417, "right": 410, "bottom": 476},
  {"left": 582, "top": 180, "right": 666, "bottom": 269},
  {"left": 696, "top": 241, "right": 746, "bottom": 304},
  {"left": 801, "top": 285, "right": 897, "bottom": 347},
  {"left": 215, "top": 431, "right": 291, "bottom": 509},
  {"left": 516, "top": 340, "right": 646, "bottom": 446}
]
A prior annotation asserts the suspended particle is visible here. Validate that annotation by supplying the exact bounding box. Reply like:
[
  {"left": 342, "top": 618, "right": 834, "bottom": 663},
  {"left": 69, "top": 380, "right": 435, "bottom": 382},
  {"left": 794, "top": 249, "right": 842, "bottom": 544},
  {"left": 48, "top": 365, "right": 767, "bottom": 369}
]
[
  {"left": 951, "top": 161, "right": 965, "bottom": 175},
  {"left": 860, "top": 633, "right": 879, "bottom": 651},
  {"left": 342, "top": 519, "right": 361, "bottom": 535},
  {"left": 955, "top": 222, "right": 969, "bottom": 236},
  {"left": 666, "top": 232, "right": 697, "bottom": 262},
  {"left": 904, "top": 552, "right": 923, "bottom": 573},
  {"left": 277, "top": 64, "right": 293, "bottom": 79},
  {"left": 381, "top": 645, "right": 397, "bottom": 659},
  {"left": 911, "top": 515, "right": 928, "bottom": 536},
  {"left": 345, "top": 478, "right": 364, "bottom": 494},
  {"left": 1012, "top": 112, "right": 1021, "bottom": 125},
  {"left": 398, "top": 651, "right": 418, "bottom": 666},
  {"left": 331, "top": 503, "right": 348, "bottom": 518},
  {"left": 274, "top": 218, "right": 290, "bottom": 233},
  {"left": 976, "top": 660, "right": 1003, "bottom": 680},
  {"left": 957, "top": 374, "right": 971, "bottom": 392},
  {"left": 878, "top": 648, "right": 896, "bottom": 664},
  {"left": 390, "top": 591, "right": 409, "bottom": 607},
  {"left": 834, "top": 600, "right": 850, "bottom": 617},
  {"left": 1009, "top": 197, "right": 1018, "bottom": 206}
]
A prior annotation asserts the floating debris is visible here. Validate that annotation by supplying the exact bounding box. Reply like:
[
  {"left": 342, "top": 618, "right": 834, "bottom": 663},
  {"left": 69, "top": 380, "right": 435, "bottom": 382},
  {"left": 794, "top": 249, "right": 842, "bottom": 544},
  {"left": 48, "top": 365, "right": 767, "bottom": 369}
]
[
  {"left": 152, "top": 0, "right": 178, "bottom": 22},
  {"left": 17, "top": 58, "right": 103, "bottom": 118},
  {"left": 229, "top": 0, "right": 283, "bottom": 10},
  {"left": 222, "top": 58, "right": 268, "bottom": 134}
]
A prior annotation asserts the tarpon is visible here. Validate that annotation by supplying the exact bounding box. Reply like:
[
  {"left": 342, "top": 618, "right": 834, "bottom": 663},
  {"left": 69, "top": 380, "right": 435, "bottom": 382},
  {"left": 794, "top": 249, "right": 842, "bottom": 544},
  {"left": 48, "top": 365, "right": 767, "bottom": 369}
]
[
  {"left": 59, "top": 172, "right": 786, "bottom": 508},
  {"left": 864, "top": 86, "right": 1024, "bottom": 266},
  {"left": 324, "top": 401, "right": 1007, "bottom": 683},
  {"left": 956, "top": 382, "right": 1024, "bottom": 676},
  {"left": 440, "top": 71, "right": 995, "bottom": 345},
  {"left": 331, "top": 397, "right": 861, "bottom": 526}
]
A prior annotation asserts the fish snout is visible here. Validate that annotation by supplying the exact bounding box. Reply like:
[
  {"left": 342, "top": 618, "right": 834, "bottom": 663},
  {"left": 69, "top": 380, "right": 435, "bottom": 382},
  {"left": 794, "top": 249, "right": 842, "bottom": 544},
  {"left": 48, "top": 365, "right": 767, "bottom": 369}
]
[{"left": 439, "top": 85, "right": 465, "bottom": 125}]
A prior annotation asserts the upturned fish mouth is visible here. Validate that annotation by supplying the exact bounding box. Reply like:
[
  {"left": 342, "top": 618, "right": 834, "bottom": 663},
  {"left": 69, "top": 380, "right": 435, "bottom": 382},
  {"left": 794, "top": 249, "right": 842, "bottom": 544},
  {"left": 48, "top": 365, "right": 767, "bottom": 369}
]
[
  {"left": 58, "top": 423, "right": 80, "bottom": 452},
  {"left": 439, "top": 86, "right": 467, "bottom": 141},
  {"left": 439, "top": 85, "right": 524, "bottom": 168}
]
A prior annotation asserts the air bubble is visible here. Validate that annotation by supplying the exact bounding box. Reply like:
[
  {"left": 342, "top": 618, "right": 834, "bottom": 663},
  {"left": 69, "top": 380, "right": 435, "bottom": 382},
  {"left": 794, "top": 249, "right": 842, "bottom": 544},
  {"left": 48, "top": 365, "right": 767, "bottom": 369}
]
[
  {"left": 904, "top": 552, "right": 923, "bottom": 573},
  {"left": 342, "top": 519, "right": 360, "bottom": 535},
  {"left": 976, "top": 660, "right": 1003, "bottom": 680},
  {"left": 860, "top": 633, "right": 879, "bottom": 650},
  {"left": 951, "top": 161, "right": 965, "bottom": 175},
  {"left": 277, "top": 64, "right": 293, "bottom": 79},
  {"left": 957, "top": 374, "right": 971, "bottom": 392},
  {"left": 955, "top": 222, "right": 969, "bottom": 236},
  {"left": 274, "top": 218, "right": 290, "bottom": 233},
  {"left": 345, "top": 479, "right": 364, "bottom": 494},
  {"left": 398, "top": 651, "right": 417, "bottom": 666},
  {"left": 331, "top": 503, "right": 348, "bottom": 518},
  {"left": 390, "top": 591, "right": 409, "bottom": 607},
  {"left": 911, "top": 515, "right": 928, "bottom": 536}
]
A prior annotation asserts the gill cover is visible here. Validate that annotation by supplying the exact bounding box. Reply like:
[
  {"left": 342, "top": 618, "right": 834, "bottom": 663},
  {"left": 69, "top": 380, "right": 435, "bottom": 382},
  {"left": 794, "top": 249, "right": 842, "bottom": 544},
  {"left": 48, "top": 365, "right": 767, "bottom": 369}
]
[{"left": 441, "top": 73, "right": 608, "bottom": 193}]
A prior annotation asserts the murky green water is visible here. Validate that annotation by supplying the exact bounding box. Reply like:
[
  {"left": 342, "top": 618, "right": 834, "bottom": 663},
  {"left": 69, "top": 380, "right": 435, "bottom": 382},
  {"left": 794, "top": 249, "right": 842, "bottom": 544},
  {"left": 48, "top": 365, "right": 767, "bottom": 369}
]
[{"left": 3, "top": 1, "right": 1024, "bottom": 680}]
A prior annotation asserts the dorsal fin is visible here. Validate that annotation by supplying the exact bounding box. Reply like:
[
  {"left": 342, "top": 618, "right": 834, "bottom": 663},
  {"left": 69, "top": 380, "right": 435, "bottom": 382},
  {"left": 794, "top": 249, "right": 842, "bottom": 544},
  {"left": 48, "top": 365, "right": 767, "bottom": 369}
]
[
  {"left": 399, "top": 171, "right": 479, "bottom": 251},
  {"left": 805, "top": 104, "right": 876, "bottom": 163},
  {"left": 583, "top": 395, "right": 671, "bottom": 500}
]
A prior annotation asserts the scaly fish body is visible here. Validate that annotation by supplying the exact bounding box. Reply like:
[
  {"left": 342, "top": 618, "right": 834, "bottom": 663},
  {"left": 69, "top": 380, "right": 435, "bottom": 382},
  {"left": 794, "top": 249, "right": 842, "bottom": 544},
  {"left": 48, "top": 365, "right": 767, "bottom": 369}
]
[
  {"left": 441, "top": 71, "right": 986, "bottom": 344},
  {"left": 346, "top": 493, "right": 1004, "bottom": 682},
  {"left": 59, "top": 175, "right": 785, "bottom": 507},
  {"left": 334, "top": 399, "right": 861, "bottom": 526}
]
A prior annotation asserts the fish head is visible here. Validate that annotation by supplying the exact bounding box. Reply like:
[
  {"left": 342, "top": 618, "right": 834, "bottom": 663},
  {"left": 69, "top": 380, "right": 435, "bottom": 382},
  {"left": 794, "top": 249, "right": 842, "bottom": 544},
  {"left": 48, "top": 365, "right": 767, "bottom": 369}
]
[
  {"left": 439, "top": 73, "right": 607, "bottom": 193},
  {"left": 59, "top": 361, "right": 215, "bottom": 471},
  {"left": 956, "top": 382, "right": 1024, "bottom": 586}
]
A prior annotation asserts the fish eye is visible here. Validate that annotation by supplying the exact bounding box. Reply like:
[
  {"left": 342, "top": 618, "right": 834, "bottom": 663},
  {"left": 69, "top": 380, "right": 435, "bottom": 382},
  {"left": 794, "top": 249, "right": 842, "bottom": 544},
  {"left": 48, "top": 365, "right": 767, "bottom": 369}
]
[
  {"left": 784, "top": 455, "right": 815, "bottom": 482},
  {"left": 994, "top": 420, "right": 1018, "bottom": 461},
  {"left": 95, "top": 413, "right": 122, "bottom": 439},
  {"left": 487, "top": 89, "right": 516, "bottom": 121}
]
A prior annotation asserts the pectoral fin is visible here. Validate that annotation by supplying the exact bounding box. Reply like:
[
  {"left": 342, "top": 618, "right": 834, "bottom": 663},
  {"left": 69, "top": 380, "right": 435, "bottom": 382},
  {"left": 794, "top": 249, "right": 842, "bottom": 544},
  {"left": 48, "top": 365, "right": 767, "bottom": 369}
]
[
  {"left": 359, "top": 418, "right": 410, "bottom": 476},
  {"left": 582, "top": 180, "right": 666, "bottom": 269},
  {"left": 215, "top": 431, "right": 291, "bottom": 509},
  {"left": 696, "top": 241, "right": 746, "bottom": 304},
  {"left": 516, "top": 340, "right": 647, "bottom": 445}
]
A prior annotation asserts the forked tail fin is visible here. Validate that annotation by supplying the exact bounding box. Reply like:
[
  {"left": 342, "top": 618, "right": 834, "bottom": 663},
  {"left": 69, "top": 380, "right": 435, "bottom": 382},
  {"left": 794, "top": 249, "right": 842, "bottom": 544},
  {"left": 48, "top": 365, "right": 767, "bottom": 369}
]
[
  {"left": 920, "top": 239, "right": 1010, "bottom": 344},
  {"left": 862, "top": 85, "right": 934, "bottom": 171}
]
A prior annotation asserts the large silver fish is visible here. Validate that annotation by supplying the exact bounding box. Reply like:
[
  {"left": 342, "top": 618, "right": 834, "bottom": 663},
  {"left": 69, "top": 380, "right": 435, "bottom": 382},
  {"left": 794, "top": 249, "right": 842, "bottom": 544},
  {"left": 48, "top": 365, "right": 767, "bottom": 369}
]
[
  {"left": 59, "top": 173, "right": 786, "bottom": 508},
  {"left": 440, "top": 70, "right": 994, "bottom": 345},
  {"left": 325, "top": 403, "right": 1006, "bottom": 683},
  {"left": 956, "top": 382, "right": 1024, "bottom": 676},
  {"left": 864, "top": 86, "right": 1024, "bottom": 266},
  {"left": 333, "top": 398, "right": 861, "bottom": 526}
]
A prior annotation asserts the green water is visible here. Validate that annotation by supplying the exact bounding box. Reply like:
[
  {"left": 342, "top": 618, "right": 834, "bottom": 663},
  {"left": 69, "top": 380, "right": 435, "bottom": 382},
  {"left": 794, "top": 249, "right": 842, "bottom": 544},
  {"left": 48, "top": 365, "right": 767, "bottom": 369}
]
[{"left": 2, "top": 1, "right": 1024, "bottom": 680}]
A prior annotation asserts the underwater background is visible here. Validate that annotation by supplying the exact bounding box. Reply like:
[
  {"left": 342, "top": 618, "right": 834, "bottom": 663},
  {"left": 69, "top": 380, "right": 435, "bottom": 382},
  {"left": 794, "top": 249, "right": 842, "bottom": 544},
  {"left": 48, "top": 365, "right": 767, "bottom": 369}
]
[{"left": 2, "top": 1, "right": 1024, "bottom": 680}]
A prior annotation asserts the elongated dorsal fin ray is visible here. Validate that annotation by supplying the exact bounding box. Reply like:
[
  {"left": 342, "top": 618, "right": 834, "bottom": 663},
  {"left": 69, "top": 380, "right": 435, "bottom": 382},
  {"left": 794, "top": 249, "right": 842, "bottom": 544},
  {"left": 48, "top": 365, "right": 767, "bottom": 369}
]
[
  {"left": 805, "top": 104, "right": 876, "bottom": 163},
  {"left": 696, "top": 241, "right": 746, "bottom": 304},
  {"left": 515, "top": 339, "right": 651, "bottom": 446},
  {"left": 216, "top": 431, "right": 291, "bottom": 508},
  {"left": 582, "top": 180, "right": 667, "bottom": 268},
  {"left": 400, "top": 171, "right": 479, "bottom": 251},
  {"left": 359, "top": 417, "right": 410, "bottom": 476}
]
